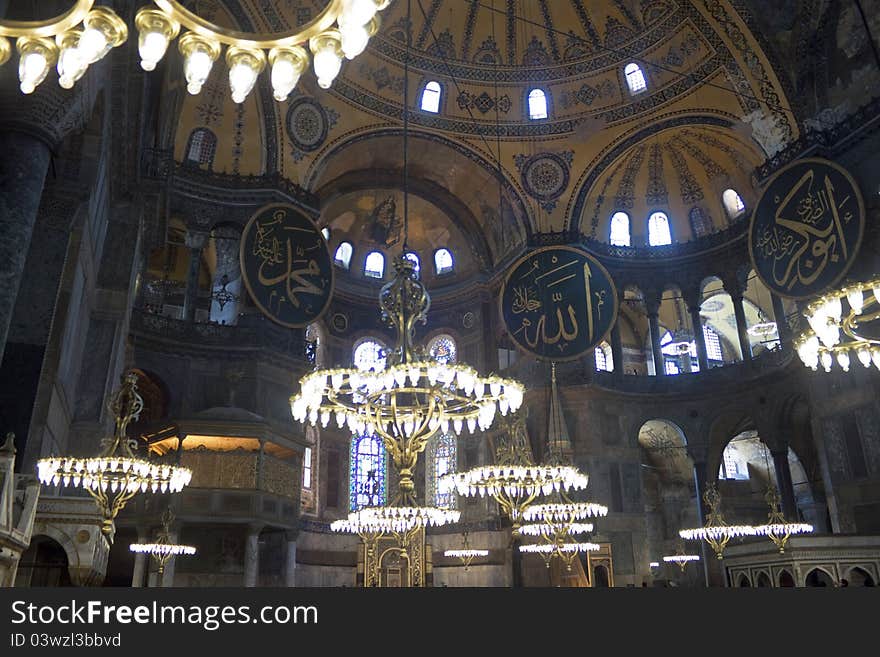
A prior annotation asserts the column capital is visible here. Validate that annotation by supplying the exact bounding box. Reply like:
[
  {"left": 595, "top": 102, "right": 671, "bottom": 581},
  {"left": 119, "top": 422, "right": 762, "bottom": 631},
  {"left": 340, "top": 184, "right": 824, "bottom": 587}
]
[
  {"left": 682, "top": 284, "right": 703, "bottom": 313},
  {"left": 721, "top": 269, "right": 749, "bottom": 299},
  {"left": 644, "top": 289, "right": 662, "bottom": 316}
]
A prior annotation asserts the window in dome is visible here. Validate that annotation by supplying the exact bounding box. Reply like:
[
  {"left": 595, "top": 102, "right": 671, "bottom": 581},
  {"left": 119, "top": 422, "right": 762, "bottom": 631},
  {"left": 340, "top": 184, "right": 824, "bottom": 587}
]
[
  {"left": 704, "top": 325, "right": 723, "bottom": 362},
  {"left": 350, "top": 432, "right": 386, "bottom": 511},
  {"left": 722, "top": 189, "right": 746, "bottom": 219},
  {"left": 185, "top": 128, "right": 217, "bottom": 168},
  {"left": 427, "top": 431, "right": 457, "bottom": 509},
  {"left": 334, "top": 241, "right": 353, "bottom": 269},
  {"left": 353, "top": 339, "right": 386, "bottom": 372},
  {"left": 428, "top": 334, "right": 457, "bottom": 365},
  {"left": 595, "top": 342, "right": 614, "bottom": 372},
  {"left": 364, "top": 251, "right": 385, "bottom": 278},
  {"left": 625, "top": 63, "right": 647, "bottom": 95},
  {"left": 404, "top": 251, "right": 420, "bottom": 277},
  {"left": 689, "top": 207, "right": 713, "bottom": 239},
  {"left": 648, "top": 212, "right": 672, "bottom": 246},
  {"left": 421, "top": 80, "right": 442, "bottom": 113},
  {"left": 434, "top": 248, "right": 454, "bottom": 275},
  {"left": 528, "top": 88, "right": 548, "bottom": 120},
  {"left": 609, "top": 212, "right": 631, "bottom": 247}
]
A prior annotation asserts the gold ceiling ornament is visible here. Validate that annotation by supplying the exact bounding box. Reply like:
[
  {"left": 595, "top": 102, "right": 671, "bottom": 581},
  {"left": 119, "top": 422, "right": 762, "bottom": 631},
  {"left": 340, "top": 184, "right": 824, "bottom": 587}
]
[
  {"left": 443, "top": 531, "right": 489, "bottom": 571},
  {"left": 0, "top": 1, "right": 127, "bottom": 94},
  {"left": 291, "top": 253, "right": 524, "bottom": 497},
  {"left": 36, "top": 372, "right": 192, "bottom": 543},
  {"left": 129, "top": 508, "right": 196, "bottom": 575},
  {"left": 662, "top": 539, "right": 700, "bottom": 573},
  {"left": 752, "top": 486, "right": 813, "bottom": 554},
  {"left": 795, "top": 277, "right": 880, "bottom": 373},
  {"left": 136, "top": 0, "right": 390, "bottom": 101},
  {"left": 679, "top": 484, "right": 756, "bottom": 559}
]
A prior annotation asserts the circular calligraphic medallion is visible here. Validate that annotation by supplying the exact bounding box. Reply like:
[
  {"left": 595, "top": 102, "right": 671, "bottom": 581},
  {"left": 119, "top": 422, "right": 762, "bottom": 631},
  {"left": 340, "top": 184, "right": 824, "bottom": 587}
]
[
  {"left": 499, "top": 246, "right": 618, "bottom": 361},
  {"left": 239, "top": 204, "right": 334, "bottom": 328},
  {"left": 748, "top": 158, "right": 865, "bottom": 300},
  {"left": 286, "top": 97, "right": 328, "bottom": 152}
]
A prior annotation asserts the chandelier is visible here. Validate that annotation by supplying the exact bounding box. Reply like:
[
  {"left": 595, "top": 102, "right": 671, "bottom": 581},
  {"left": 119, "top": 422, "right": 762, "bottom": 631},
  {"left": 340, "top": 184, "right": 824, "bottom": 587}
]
[
  {"left": 0, "top": 0, "right": 389, "bottom": 100},
  {"left": 747, "top": 322, "right": 778, "bottom": 339},
  {"left": 36, "top": 372, "right": 192, "bottom": 542},
  {"left": 679, "top": 484, "right": 756, "bottom": 559},
  {"left": 443, "top": 531, "right": 488, "bottom": 571},
  {"left": 795, "top": 278, "right": 880, "bottom": 373},
  {"left": 129, "top": 508, "right": 196, "bottom": 576},
  {"left": 519, "top": 540, "right": 601, "bottom": 570},
  {"left": 752, "top": 486, "right": 813, "bottom": 553},
  {"left": 662, "top": 540, "right": 700, "bottom": 573}
]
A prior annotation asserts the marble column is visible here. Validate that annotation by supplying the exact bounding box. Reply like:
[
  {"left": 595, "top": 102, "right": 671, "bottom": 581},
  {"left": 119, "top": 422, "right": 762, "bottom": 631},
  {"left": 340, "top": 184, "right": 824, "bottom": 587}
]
[
  {"left": 131, "top": 527, "right": 148, "bottom": 587},
  {"left": 730, "top": 292, "right": 752, "bottom": 363},
  {"left": 771, "top": 294, "right": 792, "bottom": 347},
  {"left": 244, "top": 527, "right": 260, "bottom": 587},
  {"left": 689, "top": 306, "right": 709, "bottom": 372},
  {"left": 691, "top": 461, "right": 713, "bottom": 587},
  {"left": 0, "top": 132, "right": 52, "bottom": 363},
  {"left": 610, "top": 322, "right": 624, "bottom": 379},
  {"left": 183, "top": 230, "right": 207, "bottom": 323},
  {"left": 772, "top": 449, "right": 798, "bottom": 521},
  {"left": 284, "top": 538, "right": 297, "bottom": 587},
  {"left": 647, "top": 309, "right": 665, "bottom": 376}
]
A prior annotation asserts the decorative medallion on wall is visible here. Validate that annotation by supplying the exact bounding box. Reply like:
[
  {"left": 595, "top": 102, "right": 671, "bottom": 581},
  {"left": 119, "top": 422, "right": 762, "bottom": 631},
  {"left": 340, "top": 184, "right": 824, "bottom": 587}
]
[
  {"left": 499, "top": 245, "right": 618, "bottom": 361},
  {"left": 462, "top": 311, "right": 475, "bottom": 330},
  {"left": 286, "top": 96, "right": 339, "bottom": 162},
  {"left": 331, "top": 312, "right": 349, "bottom": 334},
  {"left": 514, "top": 151, "right": 574, "bottom": 212},
  {"left": 239, "top": 204, "right": 334, "bottom": 328},
  {"left": 749, "top": 158, "right": 865, "bottom": 299}
]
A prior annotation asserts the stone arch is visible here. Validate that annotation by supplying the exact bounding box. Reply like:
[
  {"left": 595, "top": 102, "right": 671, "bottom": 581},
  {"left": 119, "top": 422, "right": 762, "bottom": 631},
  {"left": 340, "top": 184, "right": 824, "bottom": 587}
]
[
  {"left": 778, "top": 569, "right": 795, "bottom": 587},
  {"left": 804, "top": 567, "right": 835, "bottom": 587},
  {"left": 737, "top": 573, "right": 752, "bottom": 587},
  {"left": 846, "top": 566, "right": 876, "bottom": 587},
  {"left": 756, "top": 570, "right": 772, "bottom": 587},
  {"left": 15, "top": 534, "right": 72, "bottom": 587}
]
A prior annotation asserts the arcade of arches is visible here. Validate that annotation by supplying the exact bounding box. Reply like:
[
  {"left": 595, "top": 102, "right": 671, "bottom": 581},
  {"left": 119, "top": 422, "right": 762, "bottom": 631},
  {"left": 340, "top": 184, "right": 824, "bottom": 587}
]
[{"left": 2, "top": 0, "right": 880, "bottom": 589}]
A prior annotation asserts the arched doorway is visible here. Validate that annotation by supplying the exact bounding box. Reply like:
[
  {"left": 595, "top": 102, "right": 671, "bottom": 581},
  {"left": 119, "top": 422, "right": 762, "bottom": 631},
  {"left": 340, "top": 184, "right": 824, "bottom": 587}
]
[
  {"left": 805, "top": 568, "right": 834, "bottom": 587},
  {"left": 756, "top": 571, "right": 772, "bottom": 587},
  {"left": 104, "top": 527, "right": 138, "bottom": 586},
  {"left": 15, "top": 536, "right": 71, "bottom": 587},
  {"left": 738, "top": 573, "right": 751, "bottom": 587},
  {"left": 847, "top": 567, "right": 876, "bottom": 586},
  {"left": 778, "top": 570, "right": 795, "bottom": 587},
  {"left": 593, "top": 565, "right": 610, "bottom": 587}
]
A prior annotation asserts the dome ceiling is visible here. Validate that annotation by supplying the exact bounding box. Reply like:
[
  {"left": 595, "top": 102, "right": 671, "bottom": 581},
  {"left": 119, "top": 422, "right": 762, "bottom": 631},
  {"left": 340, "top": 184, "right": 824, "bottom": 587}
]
[{"left": 168, "top": 0, "right": 798, "bottom": 255}]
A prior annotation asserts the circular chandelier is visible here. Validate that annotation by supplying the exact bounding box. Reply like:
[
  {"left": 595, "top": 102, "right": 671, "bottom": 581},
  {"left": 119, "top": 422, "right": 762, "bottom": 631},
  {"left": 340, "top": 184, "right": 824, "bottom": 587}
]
[
  {"left": 0, "top": 0, "right": 389, "bottom": 100},
  {"left": 129, "top": 509, "right": 196, "bottom": 575},
  {"left": 752, "top": 487, "right": 813, "bottom": 553},
  {"left": 292, "top": 255, "right": 524, "bottom": 496},
  {"left": 795, "top": 278, "right": 880, "bottom": 373},
  {"left": 662, "top": 554, "right": 700, "bottom": 572},
  {"left": 747, "top": 321, "right": 778, "bottom": 338},
  {"left": 518, "top": 522, "right": 594, "bottom": 537},
  {"left": 522, "top": 501, "right": 609, "bottom": 524},
  {"left": 519, "top": 540, "right": 601, "bottom": 571},
  {"left": 37, "top": 372, "right": 192, "bottom": 542},
  {"left": 679, "top": 484, "right": 756, "bottom": 559},
  {"left": 443, "top": 531, "right": 488, "bottom": 570},
  {"left": 330, "top": 505, "right": 460, "bottom": 536}
]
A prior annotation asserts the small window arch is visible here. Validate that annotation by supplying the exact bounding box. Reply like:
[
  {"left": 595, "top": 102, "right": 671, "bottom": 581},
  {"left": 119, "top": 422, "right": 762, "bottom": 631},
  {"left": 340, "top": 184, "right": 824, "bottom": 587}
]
[
  {"left": 527, "top": 88, "right": 548, "bottom": 120},
  {"left": 595, "top": 342, "right": 613, "bottom": 372},
  {"left": 421, "top": 80, "right": 442, "bottom": 113},
  {"left": 364, "top": 251, "right": 385, "bottom": 278},
  {"left": 334, "top": 241, "right": 353, "bottom": 269},
  {"left": 350, "top": 432, "right": 386, "bottom": 511},
  {"left": 404, "top": 251, "right": 420, "bottom": 277},
  {"left": 689, "top": 207, "right": 713, "bottom": 239},
  {"left": 722, "top": 189, "right": 746, "bottom": 219},
  {"left": 353, "top": 338, "right": 387, "bottom": 372},
  {"left": 625, "top": 63, "right": 647, "bottom": 95},
  {"left": 703, "top": 325, "right": 723, "bottom": 362},
  {"left": 609, "top": 211, "right": 631, "bottom": 247},
  {"left": 427, "top": 431, "right": 457, "bottom": 509},
  {"left": 434, "top": 248, "right": 454, "bottom": 275},
  {"left": 648, "top": 211, "right": 672, "bottom": 246},
  {"left": 427, "top": 334, "right": 457, "bottom": 365},
  {"left": 185, "top": 128, "right": 217, "bottom": 168}
]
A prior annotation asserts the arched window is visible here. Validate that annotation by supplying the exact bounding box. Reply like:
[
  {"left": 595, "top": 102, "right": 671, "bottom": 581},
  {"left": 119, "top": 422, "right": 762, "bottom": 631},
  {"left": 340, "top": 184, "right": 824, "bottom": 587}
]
[
  {"left": 364, "top": 251, "right": 385, "bottom": 278},
  {"left": 428, "top": 334, "right": 457, "bottom": 365},
  {"left": 722, "top": 189, "right": 746, "bottom": 219},
  {"left": 334, "top": 241, "right": 353, "bottom": 269},
  {"left": 434, "top": 248, "right": 454, "bottom": 275},
  {"left": 528, "top": 88, "right": 548, "bottom": 120},
  {"left": 350, "top": 432, "right": 386, "bottom": 511},
  {"left": 704, "top": 325, "right": 723, "bottom": 362},
  {"left": 609, "top": 211, "right": 631, "bottom": 247},
  {"left": 648, "top": 211, "right": 672, "bottom": 246},
  {"left": 595, "top": 342, "right": 614, "bottom": 372},
  {"left": 185, "top": 128, "right": 217, "bottom": 168},
  {"left": 421, "top": 80, "right": 442, "bottom": 113},
  {"left": 353, "top": 338, "right": 386, "bottom": 372},
  {"left": 624, "top": 63, "right": 647, "bottom": 94},
  {"left": 404, "top": 251, "right": 420, "bottom": 277},
  {"left": 689, "top": 207, "right": 713, "bottom": 239},
  {"left": 427, "top": 431, "right": 457, "bottom": 509}
]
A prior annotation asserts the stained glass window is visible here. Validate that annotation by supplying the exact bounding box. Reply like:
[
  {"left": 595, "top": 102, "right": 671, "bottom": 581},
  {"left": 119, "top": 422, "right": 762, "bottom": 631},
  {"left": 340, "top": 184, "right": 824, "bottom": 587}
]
[
  {"left": 689, "top": 207, "right": 713, "bottom": 238},
  {"left": 186, "top": 128, "right": 217, "bottom": 167},
  {"left": 625, "top": 63, "right": 647, "bottom": 94},
  {"left": 610, "top": 211, "right": 631, "bottom": 246},
  {"left": 648, "top": 211, "right": 672, "bottom": 246},
  {"left": 595, "top": 342, "right": 613, "bottom": 372},
  {"left": 353, "top": 339, "right": 386, "bottom": 372},
  {"left": 350, "top": 432, "right": 386, "bottom": 511},
  {"left": 704, "top": 325, "right": 723, "bottom": 361},
  {"left": 434, "top": 248, "right": 454, "bottom": 274},
  {"left": 428, "top": 431, "right": 457, "bottom": 509},
  {"left": 334, "top": 242, "right": 353, "bottom": 269},
  {"left": 421, "top": 80, "right": 441, "bottom": 113},
  {"left": 528, "top": 88, "right": 548, "bottom": 120},
  {"left": 428, "top": 334, "right": 457, "bottom": 364}
]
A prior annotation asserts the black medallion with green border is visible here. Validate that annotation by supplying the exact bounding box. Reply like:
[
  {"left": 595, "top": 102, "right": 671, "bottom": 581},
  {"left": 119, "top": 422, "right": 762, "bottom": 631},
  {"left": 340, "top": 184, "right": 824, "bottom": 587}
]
[
  {"left": 239, "top": 204, "right": 334, "bottom": 328},
  {"left": 749, "top": 158, "right": 865, "bottom": 300},
  {"left": 500, "top": 245, "right": 618, "bottom": 361}
]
